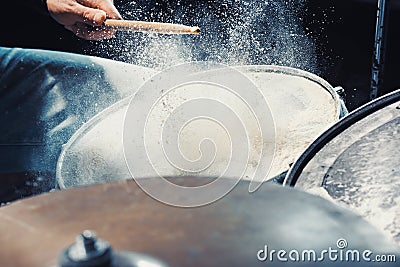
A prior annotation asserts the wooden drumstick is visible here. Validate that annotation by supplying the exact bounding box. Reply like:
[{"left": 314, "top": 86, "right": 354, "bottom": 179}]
[{"left": 104, "top": 19, "right": 201, "bottom": 35}]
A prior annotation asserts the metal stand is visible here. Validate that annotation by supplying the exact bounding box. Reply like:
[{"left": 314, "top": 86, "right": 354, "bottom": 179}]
[{"left": 370, "top": 0, "right": 390, "bottom": 100}]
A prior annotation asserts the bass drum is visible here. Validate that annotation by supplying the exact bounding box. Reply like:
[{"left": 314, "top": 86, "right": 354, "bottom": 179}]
[
  {"left": 284, "top": 89, "right": 400, "bottom": 245},
  {"left": 57, "top": 65, "right": 344, "bottom": 188}
]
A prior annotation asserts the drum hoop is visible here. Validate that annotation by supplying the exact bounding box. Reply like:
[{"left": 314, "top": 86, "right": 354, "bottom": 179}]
[
  {"left": 239, "top": 65, "right": 341, "bottom": 117},
  {"left": 56, "top": 95, "right": 131, "bottom": 189},
  {"left": 56, "top": 65, "right": 341, "bottom": 189},
  {"left": 283, "top": 88, "right": 400, "bottom": 187}
]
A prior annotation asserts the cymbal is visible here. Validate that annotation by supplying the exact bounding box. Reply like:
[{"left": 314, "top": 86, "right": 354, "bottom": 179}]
[{"left": 0, "top": 177, "right": 397, "bottom": 267}]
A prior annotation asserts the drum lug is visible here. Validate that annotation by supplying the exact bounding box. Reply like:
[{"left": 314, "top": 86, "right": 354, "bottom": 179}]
[
  {"left": 334, "top": 86, "right": 346, "bottom": 102},
  {"left": 334, "top": 86, "right": 349, "bottom": 118}
]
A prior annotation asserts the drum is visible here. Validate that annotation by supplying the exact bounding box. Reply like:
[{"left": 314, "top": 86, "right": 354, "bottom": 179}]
[
  {"left": 284, "top": 89, "right": 400, "bottom": 245},
  {"left": 0, "top": 178, "right": 397, "bottom": 267},
  {"left": 57, "top": 65, "right": 344, "bottom": 188}
]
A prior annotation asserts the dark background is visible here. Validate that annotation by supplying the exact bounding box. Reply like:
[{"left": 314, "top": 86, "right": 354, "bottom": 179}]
[{"left": 1, "top": 0, "right": 399, "bottom": 111}]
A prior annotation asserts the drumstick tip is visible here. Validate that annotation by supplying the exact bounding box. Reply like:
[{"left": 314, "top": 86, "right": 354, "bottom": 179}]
[{"left": 191, "top": 27, "right": 201, "bottom": 34}]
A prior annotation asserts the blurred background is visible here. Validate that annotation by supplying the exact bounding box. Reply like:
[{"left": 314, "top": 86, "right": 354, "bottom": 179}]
[{"left": 1, "top": 0, "right": 399, "bottom": 111}]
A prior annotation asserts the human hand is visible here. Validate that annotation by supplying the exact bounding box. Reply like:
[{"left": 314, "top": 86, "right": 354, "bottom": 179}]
[{"left": 46, "top": 0, "right": 122, "bottom": 40}]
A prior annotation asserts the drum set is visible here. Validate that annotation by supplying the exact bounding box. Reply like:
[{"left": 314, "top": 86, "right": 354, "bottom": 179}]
[
  {"left": 1, "top": 1, "right": 400, "bottom": 266},
  {"left": 0, "top": 60, "right": 399, "bottom": 266}
]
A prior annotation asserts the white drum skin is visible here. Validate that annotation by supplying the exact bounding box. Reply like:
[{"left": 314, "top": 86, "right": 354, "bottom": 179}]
[{"left": 57, "top": 65, "right": 342, "bottom": 188}]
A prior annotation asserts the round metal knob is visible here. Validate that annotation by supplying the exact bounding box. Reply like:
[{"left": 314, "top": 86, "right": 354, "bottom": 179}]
[
  {"left": 59, "top": 230, "right": 169, "bottom": 267},
  {"left": 59, "top": 230, "right": 113, "bottom": 267}
]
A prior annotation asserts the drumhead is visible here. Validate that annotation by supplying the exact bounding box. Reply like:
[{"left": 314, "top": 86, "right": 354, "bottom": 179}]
[
  {"left": 284, "top": 89, "right": 400, "bottom": 245},
  {"left": 57, "top": 65, "right": 341, "bottom": 188}
]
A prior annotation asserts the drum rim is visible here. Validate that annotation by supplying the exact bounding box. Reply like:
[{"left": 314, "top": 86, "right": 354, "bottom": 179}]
[
  {"left": 56, "top": 96, "right": 132, "bottom": 189},
  {"left": 56, "top": 65, "right": 341, "bottom": 189},
  {"left": 283, "top": 88, "right": 400, "bottom": 187}
]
